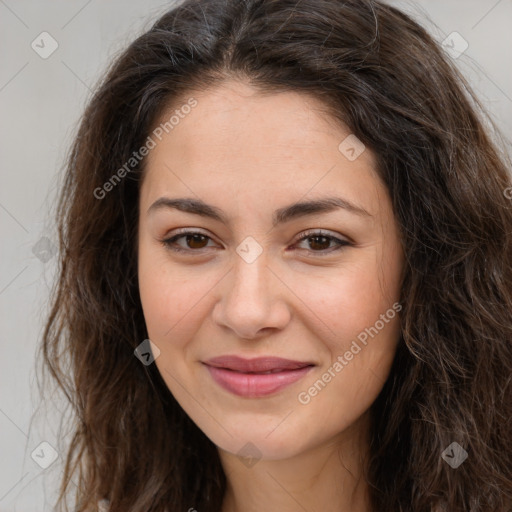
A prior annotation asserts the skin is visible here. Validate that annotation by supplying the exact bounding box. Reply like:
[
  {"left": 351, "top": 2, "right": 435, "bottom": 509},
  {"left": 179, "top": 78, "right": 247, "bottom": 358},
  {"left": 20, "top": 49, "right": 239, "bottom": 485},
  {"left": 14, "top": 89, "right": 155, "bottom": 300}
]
[{"left": 137, "top": 79, "right": 404, "bottom": 512}]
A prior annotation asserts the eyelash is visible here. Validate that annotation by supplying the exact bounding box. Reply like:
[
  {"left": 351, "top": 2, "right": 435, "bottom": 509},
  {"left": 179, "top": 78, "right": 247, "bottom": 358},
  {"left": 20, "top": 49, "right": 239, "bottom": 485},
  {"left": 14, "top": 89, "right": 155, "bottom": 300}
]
[{"left": 161, "top": 229, "right": 351, "bottom": 256}]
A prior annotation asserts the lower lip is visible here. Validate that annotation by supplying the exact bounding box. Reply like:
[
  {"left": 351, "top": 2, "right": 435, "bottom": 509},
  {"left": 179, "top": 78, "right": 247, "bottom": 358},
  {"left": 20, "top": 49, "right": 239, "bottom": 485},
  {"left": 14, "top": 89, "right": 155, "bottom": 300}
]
[{"left": 204, "top": 364, "right": 314, "bottom": 397}]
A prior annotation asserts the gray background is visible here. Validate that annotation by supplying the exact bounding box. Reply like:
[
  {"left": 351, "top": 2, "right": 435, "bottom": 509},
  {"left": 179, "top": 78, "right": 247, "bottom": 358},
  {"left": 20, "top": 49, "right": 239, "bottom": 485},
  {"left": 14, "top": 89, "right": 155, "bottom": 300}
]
[{"left": 1, "top": 1, "right": 511, "bottom": 510}]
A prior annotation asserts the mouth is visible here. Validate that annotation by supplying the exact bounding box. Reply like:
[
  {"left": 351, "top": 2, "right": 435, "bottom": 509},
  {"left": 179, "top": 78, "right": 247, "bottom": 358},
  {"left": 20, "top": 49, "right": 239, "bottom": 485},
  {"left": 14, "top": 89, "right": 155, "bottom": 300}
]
[{"left": 203, "top": 355, "right": 315, "bottom": 397}]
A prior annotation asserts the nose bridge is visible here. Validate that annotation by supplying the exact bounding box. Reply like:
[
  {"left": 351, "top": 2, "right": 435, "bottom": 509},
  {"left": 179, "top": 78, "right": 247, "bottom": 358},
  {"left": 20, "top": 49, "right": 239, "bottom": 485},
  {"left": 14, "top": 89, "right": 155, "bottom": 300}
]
[
  {"left": 213, "top": 246, "right": 290, "bottom": 339},
  {"left": 229, "top": 248, "right": 271, "bottom": 312}
]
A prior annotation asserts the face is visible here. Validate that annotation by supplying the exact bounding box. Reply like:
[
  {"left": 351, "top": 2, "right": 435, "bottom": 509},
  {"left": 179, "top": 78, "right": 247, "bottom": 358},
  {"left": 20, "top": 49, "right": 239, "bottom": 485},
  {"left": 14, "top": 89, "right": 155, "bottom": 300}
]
[{"left": 137, "top": 79, "right": 404, "bottom": 461}]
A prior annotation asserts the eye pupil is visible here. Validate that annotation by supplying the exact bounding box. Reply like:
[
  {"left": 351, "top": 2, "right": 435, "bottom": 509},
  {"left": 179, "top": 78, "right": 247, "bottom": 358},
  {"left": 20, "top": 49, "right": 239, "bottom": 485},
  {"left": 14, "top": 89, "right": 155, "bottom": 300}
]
[
  {"left": 187, "top": 234, "right": 208, "bottom": 249},
  {"left": 308, "top": 235, "right": 331, "bottom": 251}
]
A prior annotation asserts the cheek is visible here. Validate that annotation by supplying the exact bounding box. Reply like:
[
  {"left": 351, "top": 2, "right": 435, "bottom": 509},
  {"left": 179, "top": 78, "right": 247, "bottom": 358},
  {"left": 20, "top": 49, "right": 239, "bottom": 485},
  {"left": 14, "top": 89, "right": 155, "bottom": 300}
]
[
  {"left": 290, "top": 249, "right": 401, "bottom": 412},
  {"left": 291, "top": 251, "right": 400, "bottom": 354},
  {"left": 137, "top": 242, "right": 211, "bottom": 346}
]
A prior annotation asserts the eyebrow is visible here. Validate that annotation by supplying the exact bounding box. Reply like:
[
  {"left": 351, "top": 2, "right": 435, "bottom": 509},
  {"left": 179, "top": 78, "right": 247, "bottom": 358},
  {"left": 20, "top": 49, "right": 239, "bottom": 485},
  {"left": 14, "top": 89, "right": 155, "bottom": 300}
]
[{"left": 147, "top": 196, "right": 371, "bottom": 227}]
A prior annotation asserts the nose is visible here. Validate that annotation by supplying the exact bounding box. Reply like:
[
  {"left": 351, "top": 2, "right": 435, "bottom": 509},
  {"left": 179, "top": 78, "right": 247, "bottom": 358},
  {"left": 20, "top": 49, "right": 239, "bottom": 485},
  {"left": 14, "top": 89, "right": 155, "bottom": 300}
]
[{"left": 211, "top": 251, "right": 291, "bottom": 340}]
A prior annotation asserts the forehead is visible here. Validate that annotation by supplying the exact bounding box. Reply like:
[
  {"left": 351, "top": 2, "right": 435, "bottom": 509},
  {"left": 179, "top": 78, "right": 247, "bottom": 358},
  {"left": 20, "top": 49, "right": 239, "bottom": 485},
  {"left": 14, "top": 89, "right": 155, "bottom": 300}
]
[
  {"left": 140, "top": 80, "right": 385, "bottom": 218},
  {"left": 152, "top": 80, "right": 351, "bottom": 156}
]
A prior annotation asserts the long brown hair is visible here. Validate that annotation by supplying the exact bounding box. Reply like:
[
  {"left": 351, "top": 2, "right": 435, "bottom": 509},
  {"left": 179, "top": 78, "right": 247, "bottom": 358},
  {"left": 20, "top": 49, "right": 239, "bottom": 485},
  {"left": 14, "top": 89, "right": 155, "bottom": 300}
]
[{"left": 40, "top": 0, "right": 512, "bottom": 510}]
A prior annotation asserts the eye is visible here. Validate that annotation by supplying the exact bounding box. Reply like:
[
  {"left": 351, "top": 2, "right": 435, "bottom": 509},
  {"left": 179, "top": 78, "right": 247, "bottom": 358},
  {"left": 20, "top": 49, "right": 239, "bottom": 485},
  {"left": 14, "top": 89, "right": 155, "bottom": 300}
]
[
  {"left": 292, "top": 229, "right": 351, "bottom": 255},
  {"left": 161, "top": 228, "right": 351, "bottom": 255},
  {"left": 161, "top": 230, "right": 219, "bottom": 253}
]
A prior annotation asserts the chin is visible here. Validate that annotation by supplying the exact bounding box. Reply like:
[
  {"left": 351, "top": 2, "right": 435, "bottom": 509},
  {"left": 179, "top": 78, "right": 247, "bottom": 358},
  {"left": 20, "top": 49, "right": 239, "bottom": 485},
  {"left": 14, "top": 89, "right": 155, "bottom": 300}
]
[
  {"left": 216, "top": 436, "right": 305, "bottom": 462},
  {"left": 203, "top": 414, "right": 315, "bottom": 462}
]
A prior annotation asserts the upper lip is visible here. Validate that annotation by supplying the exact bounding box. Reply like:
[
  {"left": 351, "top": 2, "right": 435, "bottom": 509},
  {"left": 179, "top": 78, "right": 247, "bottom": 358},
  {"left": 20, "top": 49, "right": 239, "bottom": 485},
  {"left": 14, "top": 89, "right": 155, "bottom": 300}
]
[{"left": 204, "top": 355, "right": 315, "bottom": 373}]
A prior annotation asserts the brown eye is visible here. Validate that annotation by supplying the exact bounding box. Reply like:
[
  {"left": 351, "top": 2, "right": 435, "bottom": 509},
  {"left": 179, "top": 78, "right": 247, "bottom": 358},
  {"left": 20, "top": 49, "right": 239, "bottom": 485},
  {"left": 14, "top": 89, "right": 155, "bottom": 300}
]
[
  {"left": 307, "top": 235, "right": 332, "bottom": 251},
  {"left": 162, "top": 231, "right": 218, "bottom": 253},
  {"left": 294, "top": 230, "right": 351, "bottom": 255},
  {"left": 185, "top": 233, "right": 209, "bottom": 249}
]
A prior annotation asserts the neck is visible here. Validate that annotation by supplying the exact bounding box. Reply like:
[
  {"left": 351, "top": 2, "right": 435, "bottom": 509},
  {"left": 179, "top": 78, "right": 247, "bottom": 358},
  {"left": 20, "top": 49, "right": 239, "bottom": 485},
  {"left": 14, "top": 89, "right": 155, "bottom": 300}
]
[{"left": 218, "top": 413, "right": 372, "bottom": 512}]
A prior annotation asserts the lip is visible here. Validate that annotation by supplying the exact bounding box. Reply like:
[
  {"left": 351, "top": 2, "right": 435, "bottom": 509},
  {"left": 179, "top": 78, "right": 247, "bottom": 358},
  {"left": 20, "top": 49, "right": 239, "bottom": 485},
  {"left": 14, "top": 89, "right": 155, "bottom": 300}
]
[{"left": 203, "top": 356, "right": 315, "bottom": 398}]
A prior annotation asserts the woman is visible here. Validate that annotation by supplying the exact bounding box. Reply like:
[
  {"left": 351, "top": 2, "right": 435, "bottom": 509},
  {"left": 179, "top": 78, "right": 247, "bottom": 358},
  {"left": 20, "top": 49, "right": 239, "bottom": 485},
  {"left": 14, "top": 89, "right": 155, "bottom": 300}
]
[{"left": 41, "top": 0, "right": 512, "bottom": 510}]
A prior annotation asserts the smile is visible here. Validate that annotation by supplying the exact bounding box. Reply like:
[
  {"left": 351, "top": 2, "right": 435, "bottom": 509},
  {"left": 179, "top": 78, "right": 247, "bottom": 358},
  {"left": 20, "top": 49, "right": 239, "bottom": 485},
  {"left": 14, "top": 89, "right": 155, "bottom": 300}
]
[{"left": 203, "top": 356, "right": 315, "bottom": 398}]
